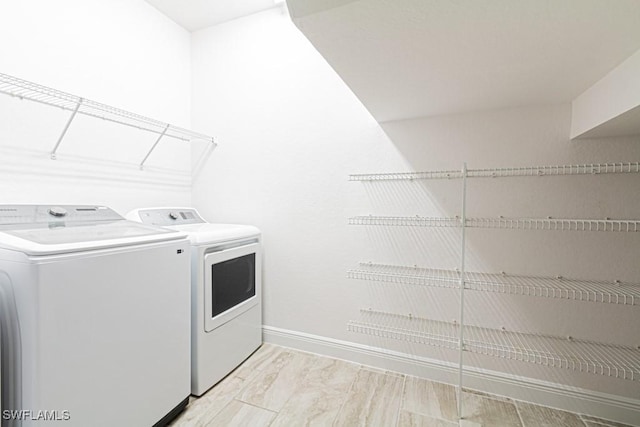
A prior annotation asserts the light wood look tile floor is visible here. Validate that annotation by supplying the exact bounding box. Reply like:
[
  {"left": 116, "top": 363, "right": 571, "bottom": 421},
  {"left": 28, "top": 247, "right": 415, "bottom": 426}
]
[{"left": 170, "top": 344, "right": 633, "bottom": 427}]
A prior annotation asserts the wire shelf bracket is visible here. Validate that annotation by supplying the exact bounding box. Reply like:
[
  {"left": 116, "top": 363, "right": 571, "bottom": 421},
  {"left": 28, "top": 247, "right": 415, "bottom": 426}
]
[
  {"left": 50, "top": 98, "right": 82, "bottom": 160},
  {"left": 139, "top": 124, "right": 170, "bottom": 170}
]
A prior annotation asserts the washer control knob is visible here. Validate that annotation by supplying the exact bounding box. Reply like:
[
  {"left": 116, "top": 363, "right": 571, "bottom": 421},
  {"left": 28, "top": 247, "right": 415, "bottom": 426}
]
[
  {"left": 48, "top": 206, "right": 68, "bottom": 217},
  {"left": 169, "top": 212, "right": 179, "bottom": 220}
]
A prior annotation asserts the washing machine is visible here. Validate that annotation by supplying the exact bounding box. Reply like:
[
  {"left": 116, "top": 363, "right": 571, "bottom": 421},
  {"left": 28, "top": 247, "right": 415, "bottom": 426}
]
[
  {"left": 127, "top": 208, "right": 262, "bottom": 396},
  {"left": 0, "top": 205, "right": 191, "bottom": 427}
]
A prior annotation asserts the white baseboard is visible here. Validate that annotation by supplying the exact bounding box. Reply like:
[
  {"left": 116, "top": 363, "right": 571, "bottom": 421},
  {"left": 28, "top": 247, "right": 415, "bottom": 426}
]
[{"left": 263, "top": 325, "right": 640, "bottom": 426}]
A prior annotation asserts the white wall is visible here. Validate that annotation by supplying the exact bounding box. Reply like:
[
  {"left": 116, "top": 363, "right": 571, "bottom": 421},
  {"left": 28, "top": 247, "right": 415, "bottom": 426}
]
[
  {"left": 0, "top": 0, "right": 193, "bottom": 214},
  {"left": 571, "top": 48, "right": 640, "bottom": 138},
  {"left": 191, "top": 5, "right": 640, "bottom": 416}
]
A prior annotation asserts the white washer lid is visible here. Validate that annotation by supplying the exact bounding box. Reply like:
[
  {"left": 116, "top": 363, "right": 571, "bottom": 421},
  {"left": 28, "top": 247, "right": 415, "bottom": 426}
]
[{"left": 0, "top": 205, "right": 186, "bottom": 255}]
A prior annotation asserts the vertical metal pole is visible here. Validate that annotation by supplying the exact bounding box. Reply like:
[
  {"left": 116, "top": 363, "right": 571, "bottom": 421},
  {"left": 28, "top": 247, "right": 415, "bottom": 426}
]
[
  {"left": 457, "top": 162, "right": 468, "bottom": 419},
  {"left": 50, "top": 98, "right": 82, "bottom": 160}
]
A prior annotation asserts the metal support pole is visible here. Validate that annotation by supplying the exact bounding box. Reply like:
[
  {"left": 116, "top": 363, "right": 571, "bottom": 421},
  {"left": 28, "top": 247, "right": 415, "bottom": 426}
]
[
  {"left": 457, "top": 162, "right": 468, "bottom": 419},
  {"left": 192, "top": 137, "right": 218, "bottom": 179},
  {"left": 139, "top": 124, "right": 170, "bottom": 170},
  {"left": 50, "top": 98, "right": 82, "bottom": 160}
]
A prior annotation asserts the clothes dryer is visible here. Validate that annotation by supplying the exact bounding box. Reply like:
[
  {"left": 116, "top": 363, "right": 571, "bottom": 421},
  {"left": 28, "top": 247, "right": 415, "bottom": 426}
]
[
  {"left": 0, "top": 205, "right": 190, "bottom": 427},
  {"left": 127, "top": 208, "right": 262, "bottom": 396}
]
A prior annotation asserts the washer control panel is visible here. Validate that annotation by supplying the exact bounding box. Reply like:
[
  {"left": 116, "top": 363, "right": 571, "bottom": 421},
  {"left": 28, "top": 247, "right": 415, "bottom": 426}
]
[
  {"left": 134, "top": 208, "right": 204, "bottom": 226},
  {"left": 0, "top": 205, "right": 121, "bottom": 225}
]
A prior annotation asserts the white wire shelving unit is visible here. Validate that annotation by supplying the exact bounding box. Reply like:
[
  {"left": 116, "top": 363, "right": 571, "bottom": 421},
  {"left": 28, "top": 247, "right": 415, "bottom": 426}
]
[
  {"left": 348, "top": 309, "right": 640, "bottom": 381},
  {"left": 348, "top": 161, "right": 640, "bottom": 418},
  {"left": 0, "top": 72, "right": 216, "bottom": 168},
  {"left": 348, "top": 262, "right": 640, "bottom": 306}
]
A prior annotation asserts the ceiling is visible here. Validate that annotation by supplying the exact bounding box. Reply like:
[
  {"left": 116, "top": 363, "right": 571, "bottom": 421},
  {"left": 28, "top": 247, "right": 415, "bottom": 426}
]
[
  {"left": 144, "top": 0, "right": 279, "bottom": 31},
  {"left": 288, "top": 0, "right": 640, "bottom": 122},
  {"left": 144, "top": 0, "right": 640, "bottom": 128}
]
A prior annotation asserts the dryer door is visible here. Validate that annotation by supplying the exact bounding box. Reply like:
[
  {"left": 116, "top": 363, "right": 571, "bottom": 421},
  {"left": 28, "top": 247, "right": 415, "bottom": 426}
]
[{"left": 203, "top": 242, "right": 261, "bottom": 332}]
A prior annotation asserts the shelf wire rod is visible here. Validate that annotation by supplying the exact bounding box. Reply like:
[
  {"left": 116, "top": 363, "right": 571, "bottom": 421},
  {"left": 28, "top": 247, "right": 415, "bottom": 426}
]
[
  {"left": 139, "top": 124, "right": 170, "bottom": 170},
  {"left": 593, "top": 342, "right": 619, "bottom": 378},
  {"left": 602, "top": 342, "right": 636, "bottom": 380},
  {"left": 617, "top": 346, "right": 640, "bottom": 381},
  {"left": 507, "top": 332, "right": 529, "bottom": 362},
  {"left": 50, "top": 98, "right": 83, "bottom": 160},
  {"left": 457, "top": 162, "right": 468, "bottom": 419},
  {"left": 582, "top": 340, "right": 608, "bottom": 376},
  {"left": 532, "top": 333, "right": 558, "bottom": 368}
]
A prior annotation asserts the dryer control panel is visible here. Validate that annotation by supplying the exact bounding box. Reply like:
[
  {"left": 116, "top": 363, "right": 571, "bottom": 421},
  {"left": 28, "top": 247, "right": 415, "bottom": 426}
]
[{"left": 134, "top": 208, "right": 205, "bottom": 226}]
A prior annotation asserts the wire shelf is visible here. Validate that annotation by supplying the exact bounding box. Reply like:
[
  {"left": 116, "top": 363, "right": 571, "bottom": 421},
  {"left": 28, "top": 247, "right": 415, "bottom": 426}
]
[
  {"left": 469, "top": 163, "right": 640, "bottom": 178},
  {"left": 348, "top": 308, "right": 460, "bottom": 349},
  {"left": 466, "top": 271, "right": 640, "bottom": 305},
  {"left": 348, "top": 215, "right": 640, "bottom": 232},
  {"left": 0, "top": 72, "right": 215, "bottom": 143},
  {"left": 466, "top": 217, "right": 640, "bottom": 232},
  {"left": 348, "top": 215, "right": 461, "bottom": 227},
  {"left": 347, "top": 262, "right": 460, "bottom": 289},
  {"left": 349, "top": 309, "right": 640, "bottom": 381},
  {"left": 347, "top": 321, "right": 460, "bottom": 349},
  {"left": 350, "top": 170, "right": 462, "bottom": 181},
  {"left": 349, "top": 162, "right": 640, "bottom": 181},
  {"left": 347, "top": 262, "right": 640, "bottom": 305}
]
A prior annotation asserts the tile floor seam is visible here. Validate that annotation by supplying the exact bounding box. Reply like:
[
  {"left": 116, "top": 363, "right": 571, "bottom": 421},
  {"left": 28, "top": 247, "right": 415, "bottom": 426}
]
[
  {"left": 401, "top": 375, "right": 459, "bottom": 423},
  {"left": 514, "top": 400, "right": 526, "bottom": 427},
  {"left": 214, "top": 371, "right": 265, "bottom": 419},
  {"left": 395, "top": 373, "right": 407, "bottom": 427},
  {"left": 194, "top": 400, "right": 228, "bottom": 425},
  {"left": 331, "top": 366, "right": 362, "bottom": 426},
  {"left": 231, "top": 398, "right": 279, "bottom": 415},
  {"left": 266, "top": 371, "right": 310, "bottom": 425}
]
